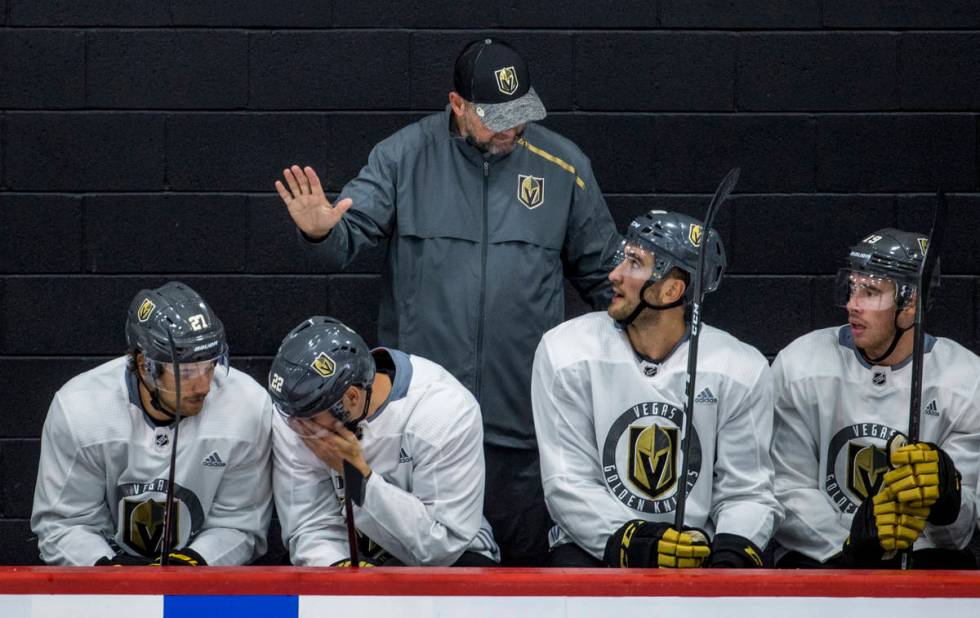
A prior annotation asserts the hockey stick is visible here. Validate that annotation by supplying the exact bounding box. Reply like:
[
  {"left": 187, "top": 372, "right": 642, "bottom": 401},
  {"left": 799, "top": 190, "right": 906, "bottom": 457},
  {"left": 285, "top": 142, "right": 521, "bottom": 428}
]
[
  {"left": 159, "top": 327, "right": 184, "bottom": 566},
  {"left": 673, "top": 167, "right": 740, "bottom": 530},
  {"left": 907, "top": 191, "right": 945, "bottom": 443},
  {"left": 342, "top": 460, "right": 361, "bottom": 567},
  {"left": 901, "top": 191, "right": 946, "bottom": 570}
]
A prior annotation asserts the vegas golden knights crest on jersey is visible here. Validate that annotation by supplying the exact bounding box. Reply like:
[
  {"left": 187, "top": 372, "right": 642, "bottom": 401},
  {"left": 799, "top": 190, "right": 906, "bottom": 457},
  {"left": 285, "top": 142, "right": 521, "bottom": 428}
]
[
  {"left": 846, "top": 442, "right": 889, "bottom": 502},
  {"left": 629, "top": 425, "right": 678, "bottom": 500},
  {"left": 518, "top": 174, "right": 544, "bottom": 209},
  {"left": 123, "top": 496, "right": 181, "bottom": 557}
]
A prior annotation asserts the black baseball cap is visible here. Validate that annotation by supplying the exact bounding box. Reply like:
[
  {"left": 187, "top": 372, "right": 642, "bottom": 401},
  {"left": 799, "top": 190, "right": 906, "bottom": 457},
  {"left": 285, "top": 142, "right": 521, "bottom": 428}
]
[{"left": 453, "top": 38, "right": 547, "bottom": 132}]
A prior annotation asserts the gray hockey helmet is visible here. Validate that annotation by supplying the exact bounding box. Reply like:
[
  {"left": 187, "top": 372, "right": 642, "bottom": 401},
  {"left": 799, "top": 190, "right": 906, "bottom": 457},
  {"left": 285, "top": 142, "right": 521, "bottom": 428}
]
[
  {"left": 837, "top": 228, "right": 939, "bottom": 310},
  {"left": 614, "top": 210, "right": 727, "bottom": 298},
  {"left": 125, "top": 281, "right": 228, "bottom": 365},
  {"left": 268, "top": 316, "right": 376, "bottom": 427}
]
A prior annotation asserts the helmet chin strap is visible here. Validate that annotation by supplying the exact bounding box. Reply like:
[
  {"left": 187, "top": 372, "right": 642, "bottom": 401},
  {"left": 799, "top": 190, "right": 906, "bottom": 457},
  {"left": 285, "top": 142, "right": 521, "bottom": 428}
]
[
  {"left": 345, "top": 386, "right": 373, "bottom": 440},
  {"left": 616, "top": 280, "right": 685, "bottom": 329},
  {"left": 858, "top": 308, "right": 912, "bottom": 364},
  {"left": 136, "top": 370, "right": 179, "bottom": 421}
]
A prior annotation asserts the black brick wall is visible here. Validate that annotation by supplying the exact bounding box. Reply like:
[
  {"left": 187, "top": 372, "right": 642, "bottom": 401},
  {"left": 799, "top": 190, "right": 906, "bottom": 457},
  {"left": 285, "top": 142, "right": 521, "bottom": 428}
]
[{"left": 1, "top": 3, "right": 978, "bottom": 566}]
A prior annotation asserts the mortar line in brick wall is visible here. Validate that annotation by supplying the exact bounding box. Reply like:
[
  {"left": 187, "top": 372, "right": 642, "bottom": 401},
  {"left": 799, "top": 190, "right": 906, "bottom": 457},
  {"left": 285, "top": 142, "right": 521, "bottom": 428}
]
[
  {"left": 976, "top": 114, "right": 979, "bottom": 191},
  {"left": 5, "top": 110, "right": 978, "bottom": 118},
  {"left": 81, "top": 30, "right": 88, "bottom": 106},
  {"left": 1, "top": 26, "right": 978, "bottom": 33}
]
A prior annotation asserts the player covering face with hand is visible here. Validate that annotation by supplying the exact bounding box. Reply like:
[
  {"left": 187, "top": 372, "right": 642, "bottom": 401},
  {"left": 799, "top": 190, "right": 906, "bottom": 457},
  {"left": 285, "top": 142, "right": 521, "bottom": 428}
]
[
  {"left": 532, "top": 210, "right": 781, "bottom": 568},
  {"left": 268, "top": 317, "right": 499, "bottom": 567},
  {"left": 771, "top": 229, "right": 979, "bottom": 568}
]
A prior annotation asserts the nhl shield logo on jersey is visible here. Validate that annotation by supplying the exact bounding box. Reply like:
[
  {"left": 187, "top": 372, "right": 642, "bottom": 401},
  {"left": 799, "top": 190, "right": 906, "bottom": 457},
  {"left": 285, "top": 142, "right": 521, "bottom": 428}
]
[
  {"left": 602, "top": 401, "right": 701, "bottom": 515},
  {"left": 137, "top": 298, "right": 156, "bottom": 322},
  {"left": 494, "top": 65, "right": 519, "bottom": 95},
  {"left": 311, "top": 352, "right": 336, "bottom": 378},
  {"left": 846, "top": 443, "right": 889, "bottom": 502},
  {"left": 825, "top": 422, "right": 900, "bottom": 513},
  {"left": 688, "top": 224, "right": 703, "bottom": 247},
  {"left": 518, "top": 174, "right": 544, "bottom": 209},
  {"left": 628, "top": 425, "right": 678, "bottom": 500}
]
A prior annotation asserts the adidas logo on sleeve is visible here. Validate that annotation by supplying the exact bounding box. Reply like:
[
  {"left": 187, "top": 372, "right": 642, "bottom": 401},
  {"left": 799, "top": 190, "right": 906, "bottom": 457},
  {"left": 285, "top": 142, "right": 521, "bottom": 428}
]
[
  {"left": 202, "top": 451, "right": 227, "bottom": 467},
  {"left": 694, "top": 387, "right": 717, "bottom": 404},
  {"left": 924, "top": 400, "right": 939, "bottom": 417},
  {"left": 398, "top": 448, "right": 413, "bottom": 464}
]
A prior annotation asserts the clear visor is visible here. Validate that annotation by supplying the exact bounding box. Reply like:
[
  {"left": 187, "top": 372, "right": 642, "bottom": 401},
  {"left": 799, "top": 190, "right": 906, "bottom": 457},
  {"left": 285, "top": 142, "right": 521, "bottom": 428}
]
[
  {"left": 611, "top": 239, "right": 656, "bottom": 283},
  {"left": 274, "top": 401, "right": 345, "bottom": 438},
  {"left": 834, "top": 269, "right": 907, "bottom": 311},
  {"left": 142, "top": 353, "right": 229, "bottom": 394}
]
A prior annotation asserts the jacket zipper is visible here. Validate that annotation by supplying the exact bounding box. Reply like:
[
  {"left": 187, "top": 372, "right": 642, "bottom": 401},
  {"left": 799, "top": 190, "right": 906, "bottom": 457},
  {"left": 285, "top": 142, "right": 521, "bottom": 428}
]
[{"left": 475, "top": 160, "right": 490, "bottom": 401}]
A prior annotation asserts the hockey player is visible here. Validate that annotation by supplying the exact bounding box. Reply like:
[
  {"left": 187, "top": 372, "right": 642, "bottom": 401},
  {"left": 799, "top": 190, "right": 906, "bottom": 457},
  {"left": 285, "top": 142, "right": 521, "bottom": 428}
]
[
  {"left": 31, "top": 282, "right": 273, "bottom": 566},
  {"left": 268, "top": 317, "right": 500, "bottom": 567},
  {"left": 532, "top": 210, "right": 780, "bottom": 568},
  {"left": 772, "top": 229, "right": 979, "bottom": 568}
]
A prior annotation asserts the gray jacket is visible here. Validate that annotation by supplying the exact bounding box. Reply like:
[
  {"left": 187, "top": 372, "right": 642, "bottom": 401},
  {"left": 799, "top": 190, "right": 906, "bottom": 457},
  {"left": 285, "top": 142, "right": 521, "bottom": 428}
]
[{"left": 305, "top": 109, "right": 619, "bottom": 449}]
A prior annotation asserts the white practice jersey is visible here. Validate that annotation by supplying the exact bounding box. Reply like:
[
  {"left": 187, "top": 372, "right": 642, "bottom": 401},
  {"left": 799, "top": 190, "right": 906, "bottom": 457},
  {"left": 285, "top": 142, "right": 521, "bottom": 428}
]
[
  {"left": 273, "top": 349, "right": 500, "bottom": 566},
  {"left": 532, "top": 312, "right": 780, "bottom": 559},
  {"left": 772, "top": 326, "right": 980, "bottom": 563},
  {"left": 31, "top": 356, "right": 274, "bottom": 566}
]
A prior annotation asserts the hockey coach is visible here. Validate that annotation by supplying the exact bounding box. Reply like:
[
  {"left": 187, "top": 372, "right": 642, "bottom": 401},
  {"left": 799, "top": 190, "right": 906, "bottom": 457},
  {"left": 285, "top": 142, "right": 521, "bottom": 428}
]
[{"left": 273, "top": 38, "right": 619, "bottom": 565}]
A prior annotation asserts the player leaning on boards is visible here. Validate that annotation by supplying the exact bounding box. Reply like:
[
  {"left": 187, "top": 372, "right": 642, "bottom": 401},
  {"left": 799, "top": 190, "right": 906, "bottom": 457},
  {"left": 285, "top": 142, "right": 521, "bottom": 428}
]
[
  {"left": 532, "top": 210, "right": 781, "bottom": 568},
  {"left": 31, "top": 282, "right": 273, "bottom": 566},
  {"left": 772, "top": 230, "right": 979, "bottom": 568},
  {"left": 273, "top": 38, "right": 619, "bottom": 566},
  {"left": 268, "top": 317, "right": 500, "bottom": 567}
]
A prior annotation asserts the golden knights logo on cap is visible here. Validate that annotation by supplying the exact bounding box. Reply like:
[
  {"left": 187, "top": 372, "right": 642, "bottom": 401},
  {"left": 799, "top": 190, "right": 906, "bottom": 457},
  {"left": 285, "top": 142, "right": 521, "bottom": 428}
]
[
  {"left": 689, "top": 224, "right": 703, "bottom": 247},
  {"left": 846, "top": 442, "right": 889, "bottom": 502},
  {"left": 495, "top": 66, "right": 519, "bottom": 96},
  {"left": 311, "top": 352, "right": 336, "bottom": 378},
  {"left": 918, "top": 237, "right": 929, "bottom": 256},
  {"left": 628, "top": 424, "right": 678, "bottom": 500},
  {"left": 518, "top": 174, "right": 544, "bottom": 209},
  {"left": 137, "top": 298, "right": 156, "bottom": 323}
]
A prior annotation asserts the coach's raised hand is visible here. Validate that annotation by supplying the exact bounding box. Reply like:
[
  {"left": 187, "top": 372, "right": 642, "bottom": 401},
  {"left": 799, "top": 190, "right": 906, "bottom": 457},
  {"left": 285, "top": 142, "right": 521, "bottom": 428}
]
[{"left": 275, "top": 165, "right": 352, "bottom": 241}]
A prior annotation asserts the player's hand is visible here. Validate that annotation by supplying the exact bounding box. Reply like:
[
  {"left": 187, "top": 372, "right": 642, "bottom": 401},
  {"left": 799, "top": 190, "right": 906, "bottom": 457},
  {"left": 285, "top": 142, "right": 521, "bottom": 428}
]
[
  {"left": 603, "top": 520, "right": 710, "bottom": 568},
  {"left": 872, "top": 493, "right": 928, "bottom": 551},
  {"left": 275, "top": 165, "right": 352, "bottom": 240},
  {"left": 842, "top": 494, "right": 926, "bottom": 566},
  {"left": 706, "top": 533, "right": 765, "bottom": 568},
  {"left": 151, "top": 548, "right": 207, "bottom": 566},
  {"left": 882, "top": 435, "right": 961, "bottom": 524},
  {"left": 330, "top": 559, "right": 377, "bottom": 567},
  {"left": 95, "top": 553, "right": 153, "bottom": 566},
  {"left": 300, "top": 419, "right": 371, "bottom": 478}
]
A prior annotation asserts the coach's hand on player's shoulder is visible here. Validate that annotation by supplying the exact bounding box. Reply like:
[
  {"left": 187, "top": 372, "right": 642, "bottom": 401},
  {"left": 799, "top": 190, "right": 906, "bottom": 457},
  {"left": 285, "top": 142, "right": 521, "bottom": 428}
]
[
  {"left": 299, "top": 419, "right": 371, "bottom": 478},
  {"left": 275, "top": 164, "right": 352, "bottom": 241}
]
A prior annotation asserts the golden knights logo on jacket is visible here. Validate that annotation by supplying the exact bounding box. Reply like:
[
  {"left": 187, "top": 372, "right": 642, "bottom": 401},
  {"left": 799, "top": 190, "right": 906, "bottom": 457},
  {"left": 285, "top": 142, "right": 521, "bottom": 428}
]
[
  {"left": 518, "top": 174, "right": 544, "bottom": 209},
  {"left": 602, "top": 401, "right": 701, "bottom": 515}
]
